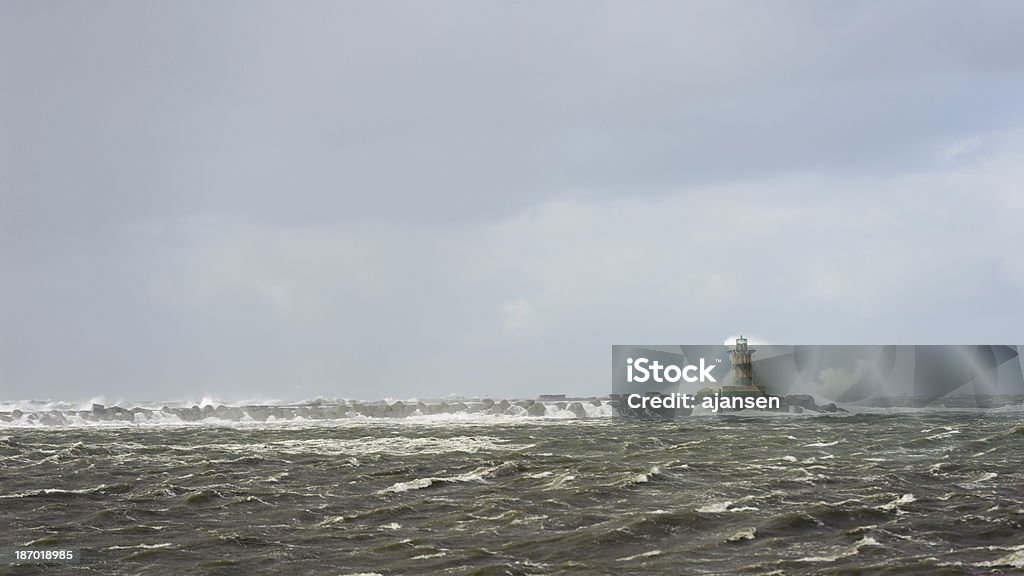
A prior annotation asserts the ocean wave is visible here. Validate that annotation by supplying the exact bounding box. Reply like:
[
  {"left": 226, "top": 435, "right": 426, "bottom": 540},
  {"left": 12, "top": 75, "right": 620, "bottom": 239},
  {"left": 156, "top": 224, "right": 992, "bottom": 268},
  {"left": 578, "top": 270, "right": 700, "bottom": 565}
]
[
  {"left": 0, "top": 398, "right": 616, "bottom": 427},
  {"left": 878, "top": 493, "right": 916, "bottom": 513},
  {"left": 696, "top": 500, "right": 759, "bottom": 514},
  {"left": 795, "top": 536, "right": 881, "bottom": 563},
  {"left": 977, "top": 544, "right": 1024, "bottom": 568},
  {"left": 0, "top": 483, "right": 134, "bottom": 499},
  {"left": 622, "top": 466, "right": 662, "bottom": 486},
  {"left": 726, "top": 527, "right": 758, "bottom": 542},
  {"left": 108, "top": 543, "right": 174, "bottom": 551},
  {"left": 377, "top": 462, "right": 516, "bottom": 494},
  {"left": 4, "top": 396, "right": 1023, "bottom": 428},
  {"left": 410, "top": 551, "right": 447, "bottom": 560},
  {"left": 697, "top": 501, "right": 734, "bottom": 513},
  {"left": 616, "top": 550, "right": 662, "bottom": 562}
]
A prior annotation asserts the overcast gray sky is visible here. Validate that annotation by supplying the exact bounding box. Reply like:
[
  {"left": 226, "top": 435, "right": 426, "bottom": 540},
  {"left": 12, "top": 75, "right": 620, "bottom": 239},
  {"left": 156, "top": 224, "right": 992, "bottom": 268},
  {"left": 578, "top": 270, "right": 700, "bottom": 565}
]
[{"left": 2, "top": 1, "right": 1023, "bottom": 402}]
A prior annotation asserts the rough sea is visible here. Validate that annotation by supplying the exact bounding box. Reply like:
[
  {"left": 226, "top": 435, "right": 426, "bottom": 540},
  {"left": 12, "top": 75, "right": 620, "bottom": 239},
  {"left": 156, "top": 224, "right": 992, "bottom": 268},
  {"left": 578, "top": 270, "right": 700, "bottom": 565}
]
[{"left": 2, "top": 404, "right": 1024, "bottom": 575}]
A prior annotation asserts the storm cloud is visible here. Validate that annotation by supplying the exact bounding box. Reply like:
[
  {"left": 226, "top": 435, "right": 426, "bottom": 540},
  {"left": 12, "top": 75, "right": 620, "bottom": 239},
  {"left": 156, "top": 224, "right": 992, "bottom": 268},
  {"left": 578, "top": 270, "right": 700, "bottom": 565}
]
[{"left": 2, "top": 1, "right": 1023, "bottom": 401}]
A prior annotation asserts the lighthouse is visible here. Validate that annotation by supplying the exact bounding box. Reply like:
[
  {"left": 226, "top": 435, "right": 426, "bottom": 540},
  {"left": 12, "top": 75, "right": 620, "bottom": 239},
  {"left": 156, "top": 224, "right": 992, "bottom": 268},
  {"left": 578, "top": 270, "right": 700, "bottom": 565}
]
[
  {"left": 695, "top": 335, "right": 771, "bottom": 402},
  {"left": 729, "top": 335, "right": 763, "bottom": 393}
]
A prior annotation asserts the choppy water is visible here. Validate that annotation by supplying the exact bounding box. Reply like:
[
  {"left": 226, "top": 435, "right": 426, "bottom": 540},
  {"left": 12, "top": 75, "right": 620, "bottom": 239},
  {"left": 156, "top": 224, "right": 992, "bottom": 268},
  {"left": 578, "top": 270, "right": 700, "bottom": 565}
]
[{"left": 2, "top": 412, "right": 1024, "bottom": 575}]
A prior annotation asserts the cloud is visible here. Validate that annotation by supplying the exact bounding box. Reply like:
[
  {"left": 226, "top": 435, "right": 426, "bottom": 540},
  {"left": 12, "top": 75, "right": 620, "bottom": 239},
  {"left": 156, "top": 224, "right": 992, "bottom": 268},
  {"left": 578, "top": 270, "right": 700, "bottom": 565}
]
[
  {"left": 2, "top": 129, "right": 1023, "bottom": 400},
  {"left": 941, "top": 137, "right": 983, "bottom": 161},
  {"left": 501, "top": 299, "right": 533, "bottom": 333},
  {"left": 2, "top": 3, "right": 1024, "bottom": 400}
]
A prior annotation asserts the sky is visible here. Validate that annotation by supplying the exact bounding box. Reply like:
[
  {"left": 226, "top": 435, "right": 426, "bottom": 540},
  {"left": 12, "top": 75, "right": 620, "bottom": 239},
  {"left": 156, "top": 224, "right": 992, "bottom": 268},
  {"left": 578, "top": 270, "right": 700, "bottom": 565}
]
[{"left": 2, "top": 1, "right": 1024, "bottom": 402}]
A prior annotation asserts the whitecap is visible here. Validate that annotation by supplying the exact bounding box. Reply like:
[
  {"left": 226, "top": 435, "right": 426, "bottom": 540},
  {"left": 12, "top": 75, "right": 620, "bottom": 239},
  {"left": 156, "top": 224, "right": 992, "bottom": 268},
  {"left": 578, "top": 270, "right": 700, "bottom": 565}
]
[
  {"left": 796, "top": 536, "right": 881, "bottom": 562},
  {"left": 378, "top": 465, "right": 496, "bottom": 494},
  {"left": 726, "top": 527, "right": 757, "bottom": 542},
  {"left": 108, "top": 543, "right": 174, "bottom": 550},
  {"left": 625, "top": 466, "right": 662, "bottom": 485},
  {"left": 697, "top": 501, "right": 733, "bottom": 513},
  {"left": 878, "top": 494, "right": 916, "bottom": 513},
  {"left": 410, "top": 552, "right": 447, "bottom": 560},
  {"left": 380, "top": 477, "right": 434, "bottom": 493},
  {"left": 925, "top": 429, "right": 961, "bottom": 440},
  {"left": 616, "top": 550, "right": 662, "bottom": 562},
  {"left": 978, "top": 549, "right": 1024, "bottom": 568}
]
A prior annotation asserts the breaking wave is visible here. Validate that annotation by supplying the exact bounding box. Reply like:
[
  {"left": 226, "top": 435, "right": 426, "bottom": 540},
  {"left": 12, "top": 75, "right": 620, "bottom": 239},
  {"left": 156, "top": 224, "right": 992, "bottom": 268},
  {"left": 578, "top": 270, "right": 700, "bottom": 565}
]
[
  {"left": 0, "top": 398, "right": 615, "bottom": 427},
  {"left": 3, "top": 395, "right": 1023, "bottom": 427}
]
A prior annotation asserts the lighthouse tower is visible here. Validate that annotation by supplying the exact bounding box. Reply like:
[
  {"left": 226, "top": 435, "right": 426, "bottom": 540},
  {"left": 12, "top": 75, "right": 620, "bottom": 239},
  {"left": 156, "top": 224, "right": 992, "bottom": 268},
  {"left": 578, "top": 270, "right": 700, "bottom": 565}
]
[{"left": 730, "top": 335, "right": 762, "bottom": 393}]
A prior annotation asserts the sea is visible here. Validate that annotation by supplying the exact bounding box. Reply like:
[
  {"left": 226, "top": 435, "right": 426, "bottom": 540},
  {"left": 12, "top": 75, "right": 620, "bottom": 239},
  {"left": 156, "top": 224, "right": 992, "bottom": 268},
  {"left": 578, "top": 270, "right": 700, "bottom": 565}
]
[{"left": 1, "top": 400, "right": 1023, "bottom": 575}]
